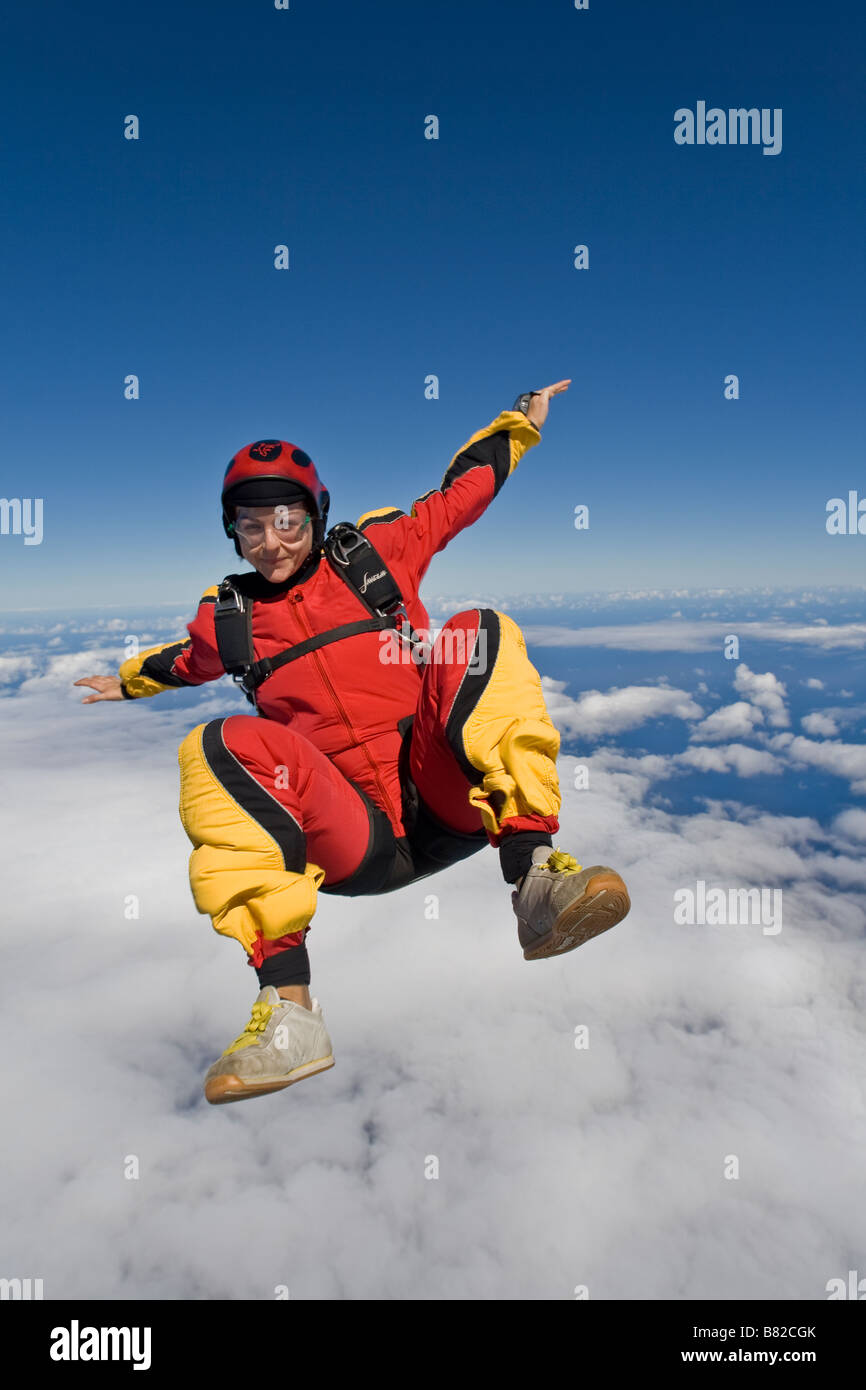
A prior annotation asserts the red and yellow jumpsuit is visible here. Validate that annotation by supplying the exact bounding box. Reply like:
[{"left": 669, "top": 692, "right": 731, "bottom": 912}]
[{"left": 117, "top": 409, "right": 562, "bottom": 987}]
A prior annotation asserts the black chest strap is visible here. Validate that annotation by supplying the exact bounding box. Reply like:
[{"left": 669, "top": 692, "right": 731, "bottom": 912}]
[{"left": 213, "top": 522, "right": 425, "bottom": 706}]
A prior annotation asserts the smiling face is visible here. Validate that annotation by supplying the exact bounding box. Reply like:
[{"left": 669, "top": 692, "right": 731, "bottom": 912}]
[{"left": 233, "top": 504, "right": 314, "bottom": 584}]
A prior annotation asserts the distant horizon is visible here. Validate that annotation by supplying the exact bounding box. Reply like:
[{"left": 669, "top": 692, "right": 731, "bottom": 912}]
[{"left": 2, "top": 580, "right": 865, "bottom": 618}]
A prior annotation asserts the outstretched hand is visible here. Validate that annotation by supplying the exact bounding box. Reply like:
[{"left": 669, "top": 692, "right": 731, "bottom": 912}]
[
  {"left": 526, "top": 379, "right": 571, "bottom": 430},
  {"left": 74, "top": 675, "right": 125, "bottom": 703}
]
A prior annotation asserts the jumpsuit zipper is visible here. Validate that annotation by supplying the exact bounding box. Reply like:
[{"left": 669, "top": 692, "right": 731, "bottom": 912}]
[{"left": 291, "top": 590, "right": 397, "bottom": 821}]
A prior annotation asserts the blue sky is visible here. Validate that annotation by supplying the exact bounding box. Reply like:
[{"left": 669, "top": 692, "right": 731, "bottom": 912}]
[{"left": 1, "top": 0, "right": 863, "bottom": 605}]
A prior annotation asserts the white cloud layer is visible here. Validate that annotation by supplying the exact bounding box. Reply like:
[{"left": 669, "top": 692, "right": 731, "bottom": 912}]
[
  {"left": 521, "top": 620, "right": 866, "bottom": 653},
  {"left": 833, "top": 808, "right": 866, "bottom": 842},
  {"left": 0, "top": 655, "right": 863, "bottom": 1300},
  {"left": 689, "top": 701, "right": 765, "bottom": 743},
  {"left": 769, "top": 734, "right": 866, "bottom": 797},
  {"left": 0, "top": 654, "right": 37, "bottom": 684},
  {"left": 675, "top": 742, "right": 783, "bottom": 777},
  {"left": 733, "top": 663, "right": 789, "bottom": 728},
  {"left": 802, "top": 712, "right": 840, "bottom": 737},
  {"left": 540, "top": 678, "right": 703, "bottom": 739}
]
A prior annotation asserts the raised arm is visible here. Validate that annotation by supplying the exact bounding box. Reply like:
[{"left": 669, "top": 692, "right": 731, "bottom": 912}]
[{"left": 354, "top": 382, "right": 569, "bottom": 587}]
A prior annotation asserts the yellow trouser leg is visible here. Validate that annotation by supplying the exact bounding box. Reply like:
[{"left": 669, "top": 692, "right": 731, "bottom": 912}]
[
  {"left": 461, "top": 611, "right": 562, "bottom": 837},
  {"left": 177, "top": 723, "right": 324, "bottom": 957}
]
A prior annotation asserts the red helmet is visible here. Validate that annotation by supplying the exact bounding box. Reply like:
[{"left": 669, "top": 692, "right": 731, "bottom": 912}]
[{"left": 221, "top": 439, "right": 330, "bottom": 555}]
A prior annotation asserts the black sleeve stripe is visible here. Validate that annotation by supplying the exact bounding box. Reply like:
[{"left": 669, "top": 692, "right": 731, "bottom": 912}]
[
  {"left": 410, "top": 488, "right": 438, "bottom": 511},
  {"left": 442, "top": 430, "right": 511, "bottom": 498},
  {"left": 140, "top": 641, "right": 196, "bottom": 688},
  {"left": 358, "top": 509, "right": 406, "bottom": 531}
]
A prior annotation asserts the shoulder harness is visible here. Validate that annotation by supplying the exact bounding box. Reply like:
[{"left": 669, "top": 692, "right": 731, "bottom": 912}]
[{"left": 212, "top": 521, "right": 425, "bottom": 707}]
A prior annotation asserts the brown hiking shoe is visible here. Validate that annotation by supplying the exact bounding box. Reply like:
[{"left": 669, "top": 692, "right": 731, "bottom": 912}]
[{"left": 513, "top": 847, "right": 631, "bottom": 960}]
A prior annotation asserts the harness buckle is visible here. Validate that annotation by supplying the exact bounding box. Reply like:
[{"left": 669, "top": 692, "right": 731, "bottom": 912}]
[
  {"left": 329, "top": 526, "right": 367, "bottom": 568},
  {"left": 375, "top": 595, "right": 405, "bottom": 619},
  {"left": 391, "top": 608, "right": 429, "bottom": 664},
  {"left": 215, "top": 580, "right": 245, "bottom": 615}
]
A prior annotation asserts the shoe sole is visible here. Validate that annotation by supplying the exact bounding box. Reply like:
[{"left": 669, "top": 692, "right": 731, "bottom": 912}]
[
  {"left": 204, "top": 1053, "right": 335, "bottom": 1105},
  {"left": 523, "top": 872, "right": 631, "bottom": 960}
]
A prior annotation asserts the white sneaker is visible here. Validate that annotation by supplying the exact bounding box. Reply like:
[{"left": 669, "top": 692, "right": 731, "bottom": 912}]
[{"left": 204, "top": 986, "right": 335, "bottom": 1105}]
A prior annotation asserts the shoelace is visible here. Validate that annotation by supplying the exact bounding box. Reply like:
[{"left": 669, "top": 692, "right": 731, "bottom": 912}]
[
  {"left": 224, "top": 1000, "right": 275, "bottom": 1055},
  {"left": 513, "top": 848, "right": 583, "bottom": 906},
  {"left": 546, "top": 848, "right": 583, "bottom": 873}
]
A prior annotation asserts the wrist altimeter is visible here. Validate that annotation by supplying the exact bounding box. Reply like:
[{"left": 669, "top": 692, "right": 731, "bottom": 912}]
[{"left": 513, "top": 391, "right": 541, "bottom": 421}]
